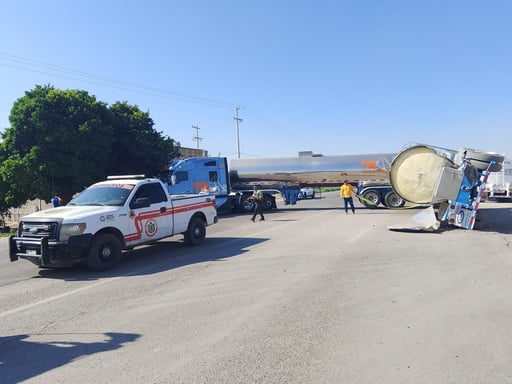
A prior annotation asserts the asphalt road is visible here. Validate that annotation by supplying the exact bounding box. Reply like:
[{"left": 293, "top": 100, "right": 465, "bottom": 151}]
[{"left": 1, "top": 192, "right": 511, "bottom": 384}]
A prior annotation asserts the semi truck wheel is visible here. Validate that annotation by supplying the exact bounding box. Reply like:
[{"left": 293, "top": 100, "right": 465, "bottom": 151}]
[
  {"left": 240, "top": 194, "right": 255, "bottom": 213},
  {"left": 261, "top": 195, "right": 274, "bottom": 210},
  {"left": 360, "top": 190, "right": 381, "bottom": 209},
  {"left": 184, "top": 217, "right": 206, "bottom": 246},
  {"left": 384, "top": 191, "right": 405, "bottom": 208},
  {"left": 86, "top": 233, "right": 122, "bottom": 271}
]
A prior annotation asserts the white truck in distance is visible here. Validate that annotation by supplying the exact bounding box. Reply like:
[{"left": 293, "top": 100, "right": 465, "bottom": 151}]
[
  {"left": 484, "top": 157, "right": 512, "bottom": 202},
  {"left": 9, "top": 176, "right": 218, "bottom": 271}
]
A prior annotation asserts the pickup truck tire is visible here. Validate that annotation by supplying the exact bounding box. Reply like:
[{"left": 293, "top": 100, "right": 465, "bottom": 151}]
[
  {"left": 86, "top": 233, "right": 122, "bottom": 271},
  {"left": 184, "top": 217, "right": 206, "bottom": 246}
]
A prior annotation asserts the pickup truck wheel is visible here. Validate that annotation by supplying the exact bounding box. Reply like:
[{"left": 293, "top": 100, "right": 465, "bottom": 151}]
[
  {"left": 184, "top": 217, "right": 206, "bottom": 246},
  {"left": 86, "top": 233, "right": 122, "bottom": 271},
  {"left": 384, "top": 191, "right": 405, "bottom": 208}
]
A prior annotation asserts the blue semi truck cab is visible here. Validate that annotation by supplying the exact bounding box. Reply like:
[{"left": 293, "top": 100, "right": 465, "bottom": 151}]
[{"left": 165, "top": 157, "right": 278, "bottom": 214}]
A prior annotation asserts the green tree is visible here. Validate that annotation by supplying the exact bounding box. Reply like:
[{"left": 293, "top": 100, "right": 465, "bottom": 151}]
[
  {"left": 107, "top": 101, "right": 180, "bottom": 177},
  {"left": 1, "top": 84, "right": 112, "bottom": 203},
  {"left": 0, "top": 85, "right": 180, "bottom": 210}
]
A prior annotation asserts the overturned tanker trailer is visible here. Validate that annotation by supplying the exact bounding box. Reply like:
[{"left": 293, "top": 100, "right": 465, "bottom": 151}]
[{"left": 388, "top": 144, "right": 505, "bottom": 231}]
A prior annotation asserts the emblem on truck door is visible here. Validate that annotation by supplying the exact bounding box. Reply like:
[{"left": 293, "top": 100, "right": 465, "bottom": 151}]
[{"left": 144, "top": 219, "right": 158, "bottom": 237}]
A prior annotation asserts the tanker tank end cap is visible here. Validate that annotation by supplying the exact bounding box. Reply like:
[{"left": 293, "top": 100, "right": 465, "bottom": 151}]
[{"left": 387, "top": 206, "right": 440, "bottom": 232}]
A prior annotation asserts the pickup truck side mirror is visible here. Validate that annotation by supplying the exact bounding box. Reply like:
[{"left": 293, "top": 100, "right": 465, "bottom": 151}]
[{"left": 130, "top": 197, "right": 151, "bottom": 209}]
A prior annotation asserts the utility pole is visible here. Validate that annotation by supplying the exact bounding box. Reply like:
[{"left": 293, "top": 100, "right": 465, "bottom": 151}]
[
  {"left": 234, "top": 107, "right": 243, "bottom": 158},
  {"left": 192, "top": 124, "right": 202, "bottom": 150}
]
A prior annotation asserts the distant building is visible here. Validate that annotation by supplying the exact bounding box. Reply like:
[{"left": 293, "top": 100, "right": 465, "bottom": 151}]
[
  {"left": 298, "top": 151, "right": 323, "bottom": 158},
  {"left": 177, "top": 146, "right": 208, "bottom": 159}
]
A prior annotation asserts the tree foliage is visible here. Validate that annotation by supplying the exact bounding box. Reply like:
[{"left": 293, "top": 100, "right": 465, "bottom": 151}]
[
  {"left": 107, "top": 101, "right": 179, "bottom": 176},
  {"left": 0, "top": 85, "right": 180, "bottom": 213},
  {"left": 1, "top": 85, "right": 111, "bottom": 204}
]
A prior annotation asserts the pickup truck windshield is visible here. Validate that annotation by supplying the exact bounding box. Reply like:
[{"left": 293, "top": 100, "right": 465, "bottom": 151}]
[{"left": 69, "top": 184, "right": 134, "bottom": 206}]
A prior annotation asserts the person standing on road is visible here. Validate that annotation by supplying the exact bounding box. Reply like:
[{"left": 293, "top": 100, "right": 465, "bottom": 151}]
[
  {"left": 250, "top": 185, "right": 265, "bottom": 221},
  {"left": 340, "top": 180, "right": 357, "bottom": 214}
]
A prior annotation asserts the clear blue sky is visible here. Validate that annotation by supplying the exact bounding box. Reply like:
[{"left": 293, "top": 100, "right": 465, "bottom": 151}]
[{"left": 1, "top": 1, "right": 511, "bottom": 161}]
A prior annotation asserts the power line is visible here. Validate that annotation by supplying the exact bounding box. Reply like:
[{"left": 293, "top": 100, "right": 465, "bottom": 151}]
[
  {"left": 0, "top": 52, "right": 234, "bottom": 107},
  {"left": 243, "top": 109, "right": 309, "bottom": 147},
  {"left": 0, "top": 52, "right": 313, "bottom": 155}
]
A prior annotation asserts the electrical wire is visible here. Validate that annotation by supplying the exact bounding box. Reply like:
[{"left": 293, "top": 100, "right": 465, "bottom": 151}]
[
  {"left": 0, "top": 52, "right": 234, "bottom": 108},
  {"left": 0, "top": 52, "right": 312, "bottom": 154}
]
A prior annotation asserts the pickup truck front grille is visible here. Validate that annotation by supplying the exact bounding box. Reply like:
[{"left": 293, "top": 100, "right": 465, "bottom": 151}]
[{"left": 19, "top": 221, "right": 59, "bottom": 240}]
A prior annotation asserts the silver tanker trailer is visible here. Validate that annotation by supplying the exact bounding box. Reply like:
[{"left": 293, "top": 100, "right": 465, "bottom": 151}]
[{"left": 166, "top": 151, "right": 405, "bottom": 213}]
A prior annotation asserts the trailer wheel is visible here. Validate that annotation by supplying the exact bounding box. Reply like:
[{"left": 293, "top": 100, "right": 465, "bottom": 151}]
[
  {"left": 86, "top": 233, "right": 122, "bottom": 271},
  {"left": 384, "top": 191, "right": 405, "bottom": 208},
  {"left": 360, "top": 190, "right": 381, "bottom": 209},
  {"left": 184, "top": 216, "right": 206, "bottom": 246}
]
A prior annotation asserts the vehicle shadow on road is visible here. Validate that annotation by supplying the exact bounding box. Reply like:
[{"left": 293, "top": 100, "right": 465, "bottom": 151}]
[
  {"left": 474, "top": 206, "right": 512, "bottom": 234},
  {"left": 35, "top": 236, "right": 269, "bottom": 281},
  {"left": 0, "top": 332, "right": 140, "bottom": 384}
]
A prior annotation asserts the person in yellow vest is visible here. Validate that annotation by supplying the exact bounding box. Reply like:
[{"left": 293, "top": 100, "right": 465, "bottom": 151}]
[
  {"left": 340, "top": 180, "right": 357, "bottom": 214},
  {"left": 250, "top": 185, "right": 265, "bottom": 221}
]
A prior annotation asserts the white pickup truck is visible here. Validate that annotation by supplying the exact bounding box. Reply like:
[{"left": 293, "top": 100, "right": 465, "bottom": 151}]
[{"left": 9, "top": 176, "right": 218, "bottom": 271}]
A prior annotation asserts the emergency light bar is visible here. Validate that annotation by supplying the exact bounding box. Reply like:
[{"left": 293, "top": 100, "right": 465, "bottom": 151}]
[{"left": 107, "top": 175, "right": 146, "bottom": 180}]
